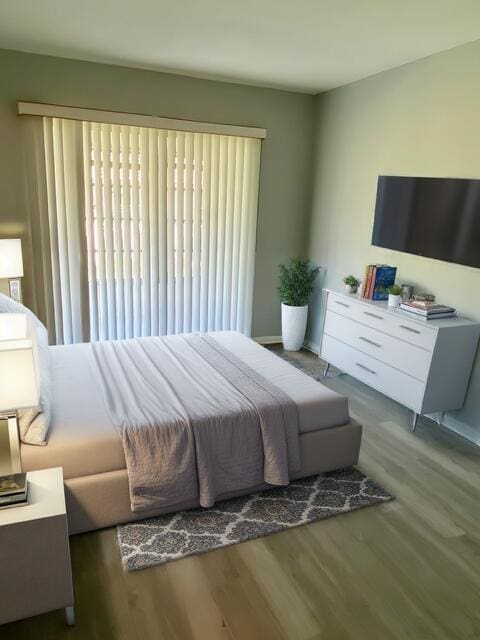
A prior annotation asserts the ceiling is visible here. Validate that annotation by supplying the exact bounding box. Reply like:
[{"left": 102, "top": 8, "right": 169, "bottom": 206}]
[{"left": 2, "top": 0, "right": 480, "bottom": 93}]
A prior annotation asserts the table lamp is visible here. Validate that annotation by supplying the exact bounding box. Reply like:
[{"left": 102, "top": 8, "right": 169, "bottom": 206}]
[
  {"left": 0, "top": 239, "right": 24, "bottom": 302},
  {"left": 0, "top": 313, "right": 39, "bottom": 507}
]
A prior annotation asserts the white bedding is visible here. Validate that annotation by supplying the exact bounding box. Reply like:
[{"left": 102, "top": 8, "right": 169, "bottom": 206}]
[
  {"left": 89, "top": 333, "right": 302, "bottom": 510},
  {"left": 21, "top": 332, "right": 349, "bottom": 479}
]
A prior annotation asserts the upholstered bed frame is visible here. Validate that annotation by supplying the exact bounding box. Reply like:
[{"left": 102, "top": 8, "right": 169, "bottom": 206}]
[
  {"left": 62, "top": 421, "right": 361, "bottom": 534},
  {"left": 20, "top": 336, "right": 362, "bottom": 535}
]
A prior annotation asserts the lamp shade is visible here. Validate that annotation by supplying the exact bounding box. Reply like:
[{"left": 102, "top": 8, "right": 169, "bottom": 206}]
[
  {"left": 0, "top": 314, "right": 39, "bottom": 412},
  {"left": 0, "top": 239, "right": 24, "bottom": 278}
]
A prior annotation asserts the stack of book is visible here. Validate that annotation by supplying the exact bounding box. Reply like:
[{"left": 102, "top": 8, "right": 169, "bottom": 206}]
[
  {"left": 399, "top": 300, "right": 457, "bottom": 320},
  {"left": 362, "top": 265, "right": 397, "bottom": 301},
  {"left": 0, "top": 473, "right": 28, "bottom": 509}
]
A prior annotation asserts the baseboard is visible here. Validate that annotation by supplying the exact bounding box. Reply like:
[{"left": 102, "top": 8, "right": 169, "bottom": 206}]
[
  {"left": 253, "top": 336, "right": 282, "bottom": 345},
  {"left": 254, "top": 336, "right": 321, "bottom": 354},
  {"left": 303, "top": 339, "right": 320, "bottom": 355},
  {"left": 427, "top": 413, "right": 480, "bottom": 446}
]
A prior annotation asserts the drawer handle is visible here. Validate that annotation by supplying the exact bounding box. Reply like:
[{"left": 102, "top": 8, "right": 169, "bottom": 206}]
[
  {"left": 363, "top": 311, "right": 383, "bottom": 320},
  {"left": 355, "top": 362, "right": 376, "bottom": 375},
  {"left": 359, "top": 336, "right": 381, "bottom": 348},
  {"left": 399, "top": 325, "right": 421, "bottom": 335},
  {"left": 334, "top": 300, "right": 350, "bottom": 308}
]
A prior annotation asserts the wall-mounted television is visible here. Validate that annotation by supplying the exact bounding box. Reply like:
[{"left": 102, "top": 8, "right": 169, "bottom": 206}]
[{"left": 371, "top": 175, "right": 480, "bottom": 269}]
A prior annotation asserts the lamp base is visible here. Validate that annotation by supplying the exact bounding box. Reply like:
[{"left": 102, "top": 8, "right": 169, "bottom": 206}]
[
  {"left": 0, "top": 472, "right": 28, "bottom": 508},
  {"left": 0, "top": 413, "right": 22, "bottom": 477}
]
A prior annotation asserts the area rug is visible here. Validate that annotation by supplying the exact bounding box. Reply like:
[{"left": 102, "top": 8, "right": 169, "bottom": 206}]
[{"left": 117, "top": 468, "right": 392, "bottom": 570}]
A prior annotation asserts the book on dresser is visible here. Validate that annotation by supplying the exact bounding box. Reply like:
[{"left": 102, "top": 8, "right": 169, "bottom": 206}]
[
  {"left": 0, "top": 474, "right": 28, "bottom": 509},
  {"left": 399, "top": 300, "right": 457, "bottom": 319},
  {"left": 362, "top": 265, "right": 397, "bottom": 300},
  {"left": 320, "top": 288, "right": 480, "bottom": 432}
]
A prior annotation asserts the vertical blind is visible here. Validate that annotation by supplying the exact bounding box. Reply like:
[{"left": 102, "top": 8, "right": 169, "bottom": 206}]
[{"left": 40, "top": 116, "right": 261, "bottom": 344}]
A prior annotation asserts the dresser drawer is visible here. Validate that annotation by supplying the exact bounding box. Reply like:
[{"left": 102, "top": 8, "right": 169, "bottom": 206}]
[
  {"left": 324, "top": 310, "right": 432, "bottom": 381},
  {"left": 321, "top": 334, "right": 425, "bottom": 412},
  {"left": 326, "top": 293, "right": 437, "bottom": 351}
]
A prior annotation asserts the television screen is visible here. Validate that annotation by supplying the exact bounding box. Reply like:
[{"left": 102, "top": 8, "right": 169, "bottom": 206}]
[{"left": 371, "top": 175, "right": 480, "bottom": 269}]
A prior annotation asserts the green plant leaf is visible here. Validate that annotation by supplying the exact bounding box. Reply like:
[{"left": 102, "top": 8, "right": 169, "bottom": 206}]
[
  {"left": 387, "top": 284, "right": 402, "bottom": 295},
  {"left": 278, "top": 259, "right": 320, "bottom": 306},
  {"left": 343, "top": 275, "right": 359, "bottom": 286}
]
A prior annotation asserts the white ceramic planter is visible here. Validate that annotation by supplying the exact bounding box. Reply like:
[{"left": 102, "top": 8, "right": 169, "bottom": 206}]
[
  {"left": 388, "top": 294, "right": 402, "bottom": 308},
  {"left": 281, "top": 303, "right": 308, "bottom": 351},
  {"left": 345, "top": 284, "right": 358, "bottom": 294}
]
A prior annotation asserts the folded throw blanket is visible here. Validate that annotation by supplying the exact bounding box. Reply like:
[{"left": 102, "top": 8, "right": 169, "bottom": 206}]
[{"left": 89, "top": 332, "right": 300, "bottom": 512}]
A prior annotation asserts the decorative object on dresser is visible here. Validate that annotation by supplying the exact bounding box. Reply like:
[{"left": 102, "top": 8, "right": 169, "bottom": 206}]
[
  {"left": 278, "top": 259, "right": 320, "bottom": 351},
  {"left": 0, "top": 468, "right": 74, "bottom": 626},
  {"left": 386, "top": 284, "right": 403, "bottom": 308},
  {"left": 361, "top": 264, "right": 397, "bottom": 300},
  {"left": 343, "top": 275, "right": 360, "bottom": 294},
  {"left": 0, "top": 239, "right": 24, "bottom": 302},
  {"left": 0, "top": 313, "right": 40, "bottom": 504},
  {"left": 412, "top": 293, "right": 435, "bottom": 302},
  {"left": 400, "top": 284, "right": 414, "bottom": 301},
  {"left": 320, "top": 289, "right": 480, "bottom": 431}
]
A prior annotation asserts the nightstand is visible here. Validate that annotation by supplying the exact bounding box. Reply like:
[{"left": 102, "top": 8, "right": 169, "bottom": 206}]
[{"left": 0, "top": 467, "right": 74, "bottom": 626}]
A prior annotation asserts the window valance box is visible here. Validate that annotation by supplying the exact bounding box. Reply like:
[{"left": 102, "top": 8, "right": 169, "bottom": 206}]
[{"left": 17, "top": 102, "right": 267, "bottom": 140}]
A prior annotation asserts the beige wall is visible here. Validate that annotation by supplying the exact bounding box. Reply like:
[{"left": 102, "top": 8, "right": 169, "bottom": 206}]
[
  {"left": 0, "top": 48, "right": 315, "bottom": 337},
  {"left": 307, "top": 40, "right": 480, "bottom": 440}
]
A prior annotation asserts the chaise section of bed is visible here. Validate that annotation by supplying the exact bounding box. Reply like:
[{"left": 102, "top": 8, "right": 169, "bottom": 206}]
[{"left": 21, "top": 332, "right": 362, "bottom": 534}]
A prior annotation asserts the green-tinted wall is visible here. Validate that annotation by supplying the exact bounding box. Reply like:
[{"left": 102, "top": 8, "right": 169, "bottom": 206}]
[
  {"left": 0, "top": 48, "right": 315, "bottom": 337},
  {"left": 307, "top": 40, "right": 480, "bottom": 441}
]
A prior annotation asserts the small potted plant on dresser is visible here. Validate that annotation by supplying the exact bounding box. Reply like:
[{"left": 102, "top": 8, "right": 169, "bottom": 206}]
[
  {"left": 278, "top": 258, "right": 320, "bottom": 351},
  {"left": 343, "top": 275, "right": 360, "bottom": 294},
  {"left": 387, "top": 284, "right": 403, "bottom": 308}
]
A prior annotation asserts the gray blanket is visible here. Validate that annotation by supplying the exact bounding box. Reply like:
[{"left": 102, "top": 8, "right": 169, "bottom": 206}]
[{"left": 89, "top": 333, "right": 300, "bottom": 512}]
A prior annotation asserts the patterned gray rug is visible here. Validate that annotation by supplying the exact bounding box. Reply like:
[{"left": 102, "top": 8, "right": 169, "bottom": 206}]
[{"left": 118, "top": 468, "right": 392, "bottom": 571}]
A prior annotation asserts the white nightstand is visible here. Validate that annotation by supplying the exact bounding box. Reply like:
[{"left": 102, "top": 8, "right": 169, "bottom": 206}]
[{"left": 0, "top": 467, "right": 74, "bottom": 626}]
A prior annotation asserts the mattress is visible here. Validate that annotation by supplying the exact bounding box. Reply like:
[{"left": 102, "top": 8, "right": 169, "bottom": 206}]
[{"left": 21, "top": 332, "right": 349, "bottom": 480}]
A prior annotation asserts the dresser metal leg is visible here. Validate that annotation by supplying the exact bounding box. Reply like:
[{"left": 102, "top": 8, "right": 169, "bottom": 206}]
[
  {"left": 66, "top": 606, "right": 75, "bottom": 627},
  {"left": 412, "top": 412, "right": 419, "bottom": 432},
  {"left": 323, "top": 363, "right": 330, "bottom": 378}
]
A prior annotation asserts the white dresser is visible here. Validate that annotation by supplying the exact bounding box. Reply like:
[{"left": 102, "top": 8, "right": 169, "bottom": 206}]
[{"left": 320, "top": 289, "right": 480, "bottom": 429}]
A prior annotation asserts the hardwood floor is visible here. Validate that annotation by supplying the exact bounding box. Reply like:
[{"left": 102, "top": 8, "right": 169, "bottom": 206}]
[{"left": 3, "top": 347, "right": 480, "bottom": 640}]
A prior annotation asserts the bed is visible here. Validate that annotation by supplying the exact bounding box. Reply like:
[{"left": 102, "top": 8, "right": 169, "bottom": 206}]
[{"left": 20, "top": 331, "right": 362, "bottom": 535}]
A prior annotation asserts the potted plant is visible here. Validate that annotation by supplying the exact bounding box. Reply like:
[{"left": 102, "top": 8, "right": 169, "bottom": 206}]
[
  {"left": 387, "top": 284, "right": 402, "bottom": 308},
  {"left": 278, "top": 259, "right": 320, "bottom": 351},
  {"left": 343, "top": 275, "right": 360, "bottom": 294}
]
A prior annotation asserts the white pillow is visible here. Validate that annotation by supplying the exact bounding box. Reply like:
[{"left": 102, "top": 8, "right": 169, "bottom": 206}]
[{"left": 0, "top": 293, "right": 51, "bottom": 445}]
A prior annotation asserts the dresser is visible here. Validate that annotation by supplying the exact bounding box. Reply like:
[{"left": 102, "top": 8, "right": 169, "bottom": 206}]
[{"left": 320, "top": 289, "right": 480, "bottom": 429}]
